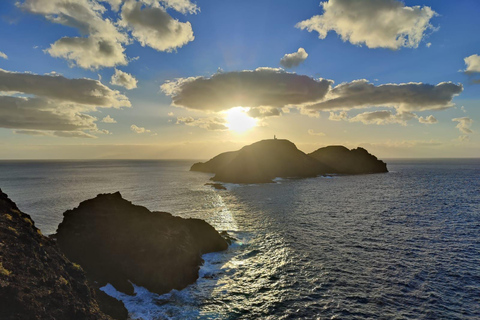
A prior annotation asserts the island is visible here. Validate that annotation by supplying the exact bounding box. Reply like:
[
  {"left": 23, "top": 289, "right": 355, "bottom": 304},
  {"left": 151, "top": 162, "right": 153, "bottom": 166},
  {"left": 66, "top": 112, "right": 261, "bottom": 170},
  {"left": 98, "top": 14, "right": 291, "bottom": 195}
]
[{"left": 191, "top": 139, "right": 388, "bottom": 183}]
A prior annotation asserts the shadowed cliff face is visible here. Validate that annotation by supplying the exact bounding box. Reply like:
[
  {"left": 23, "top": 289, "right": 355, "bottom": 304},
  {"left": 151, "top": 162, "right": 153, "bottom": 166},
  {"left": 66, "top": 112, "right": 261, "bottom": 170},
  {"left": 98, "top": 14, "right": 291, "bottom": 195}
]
[
  {"left": 193, "top": 139, "right": 333, "bottom": 183},
  {"left": 0, "top": 189, "right": 113, "bottom": 320},
  {"left": 191, "top": 139, "right": 387, "bottom": 183},
  {"left": 55, "top": 192, "right": 228, "bottom": 297},
  {"left": 308, "top": 146, "right": 388, "bottom": 174}
]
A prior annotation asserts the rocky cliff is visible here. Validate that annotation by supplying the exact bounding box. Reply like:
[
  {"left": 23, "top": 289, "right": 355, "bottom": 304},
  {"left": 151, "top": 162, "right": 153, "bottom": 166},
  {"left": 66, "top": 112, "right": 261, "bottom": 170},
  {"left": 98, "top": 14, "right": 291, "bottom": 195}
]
[
  {"left": 55, "top": 192, "right": 229, "bottom": 296},
  {"left": 0, "top": 189, "right": 113, "bottom": 320},
  {"left": 308, "top": 145, "right": 388, "bottom": 174}
]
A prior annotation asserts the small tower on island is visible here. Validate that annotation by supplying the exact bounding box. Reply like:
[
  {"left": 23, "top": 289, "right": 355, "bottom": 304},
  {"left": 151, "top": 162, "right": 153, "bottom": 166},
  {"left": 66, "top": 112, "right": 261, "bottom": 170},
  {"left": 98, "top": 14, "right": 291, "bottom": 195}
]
[{"left": 274, "top": 135, "right": 277, "bottom": 140}]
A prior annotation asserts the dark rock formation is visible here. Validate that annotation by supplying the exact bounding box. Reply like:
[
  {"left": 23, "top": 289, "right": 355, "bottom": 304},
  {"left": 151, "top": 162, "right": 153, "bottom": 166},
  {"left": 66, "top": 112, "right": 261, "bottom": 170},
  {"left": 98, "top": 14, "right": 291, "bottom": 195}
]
[
  {"left": 55, "top": 192, "right": 228, "bottom": 297},
  {"left": 308, "top": 146, "right": 388, "bottom": 174},
  {"left": 192, "top": 139, "right": 333, "bottom": 183},
  {"left": 0, "top": 189, "right": 113, "bottom": 320},
  {"left": 191, "top": 139, "right": 387, "bottom": 183},
  {"left": 205, "top": 183, "right": 227, "bottom": 190}
]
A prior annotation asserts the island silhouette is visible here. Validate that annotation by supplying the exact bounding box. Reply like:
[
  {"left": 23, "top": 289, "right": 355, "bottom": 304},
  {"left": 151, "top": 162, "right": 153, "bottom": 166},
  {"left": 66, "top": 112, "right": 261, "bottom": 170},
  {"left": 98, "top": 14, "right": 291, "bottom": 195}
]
[{"left": 192, "top": 139, "right": 387, "bottom": 184}]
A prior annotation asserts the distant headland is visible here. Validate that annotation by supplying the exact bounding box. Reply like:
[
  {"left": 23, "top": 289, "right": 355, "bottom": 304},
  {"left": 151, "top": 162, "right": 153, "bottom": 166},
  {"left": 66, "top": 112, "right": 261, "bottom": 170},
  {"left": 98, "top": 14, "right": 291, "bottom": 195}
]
[{"left": 191, "top": 139, "right": 388, "bottom": 184}]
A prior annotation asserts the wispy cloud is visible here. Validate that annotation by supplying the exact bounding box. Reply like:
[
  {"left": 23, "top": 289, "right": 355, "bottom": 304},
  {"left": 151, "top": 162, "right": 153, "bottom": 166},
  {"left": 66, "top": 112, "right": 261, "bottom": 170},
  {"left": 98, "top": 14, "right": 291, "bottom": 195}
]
[{"left": 110, "top": 69, "right": 138, "bottom": 90}]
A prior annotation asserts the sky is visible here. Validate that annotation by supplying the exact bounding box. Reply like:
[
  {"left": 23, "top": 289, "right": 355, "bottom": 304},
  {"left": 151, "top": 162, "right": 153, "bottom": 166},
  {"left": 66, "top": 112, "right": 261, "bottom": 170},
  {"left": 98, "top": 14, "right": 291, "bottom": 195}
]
[{"left": 0, "top": 0, "right": 479, "bottom": 159}]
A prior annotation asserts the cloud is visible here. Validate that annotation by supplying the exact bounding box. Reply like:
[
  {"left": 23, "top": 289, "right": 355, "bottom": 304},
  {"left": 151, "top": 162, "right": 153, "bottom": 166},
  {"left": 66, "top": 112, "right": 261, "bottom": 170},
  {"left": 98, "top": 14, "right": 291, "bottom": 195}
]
[
  {"left": 167, "top": 112, "right": 174, "bottom": 116},
  {"left": 308, "top": 129, "right": 326, "bottom": 136},
  {"left": 308, "top": 80, "right": 463, "bottom": 112},
  {"left": 329, "top": 111, "right": 348, "bottom": 121},
  {"left": 464, "top": 54, "right": 480, "bottom": 73},
  {"left": 158, "top": 0, "right": 199, "bottom": 14},
  {"left": 0, "top": 68, "right": 130, "bottom": 107},
  {"left": 176, "top": 116, "right": 228, "bottom": 131},
  {"left": 0, "top": 96, "right": 98, "bottom": 131},
  {"left": 296, "top": 0, "right": 437, "bottom": 49},
  {"left": 19, "top": 0, "right": 129, "bottom": 69},
  {"left": 452, "top": 117, "right": 473, "bottom": 134},
  {"left": 131, "top": 124, "right": 151, "bottom": 133},
  {"left": 47, "top": 36, "right": 128, "bottom": 70},
  {"left": 418, "top": 115, "right": 438, "bottom": 124},
  {"left": 120, "top": 0, "right": 194, "bottom": 52},
  {"left": 280, "top": 48, "right": 308, "bottom": 69},
  {"left": 349, "top": 110, "right": 416, "bottom": 125},
  {"left": 101, "top": 115, "right": 117, "bottom": 123},
  {"left": 161, "top": 68, "right": 333, "bottom": 112},
  {"left": 0, "top": 51, "right": 7, "bottom": 59},
  {"left": 247, "top": 107, "right": 281, "bottom": 118},
  {"left": 13, "top": 129, "right": 97, "bottom": 138},
  {"left": 102, "top": 0, "right": 123, "bottom": 11},
  {"left": 0, "top": 68, "right": 130, "bottom": 137},
  {"left": 110, "top": 69, "right": 138, "bottom": 89}
]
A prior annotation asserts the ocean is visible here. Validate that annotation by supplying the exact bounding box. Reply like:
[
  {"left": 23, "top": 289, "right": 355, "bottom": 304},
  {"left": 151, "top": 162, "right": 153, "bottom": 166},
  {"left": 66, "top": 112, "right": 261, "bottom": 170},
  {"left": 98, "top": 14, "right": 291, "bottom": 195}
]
[{"left": 0, "top": 159, "right": 479, "bottom": 319}]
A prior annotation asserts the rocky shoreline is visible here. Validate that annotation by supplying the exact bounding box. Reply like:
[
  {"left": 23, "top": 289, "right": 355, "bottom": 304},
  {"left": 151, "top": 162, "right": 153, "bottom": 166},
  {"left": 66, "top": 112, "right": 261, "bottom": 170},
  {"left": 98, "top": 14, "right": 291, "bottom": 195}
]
[{"left": 0, "top": 189, "right": 229, "bottom": 320}]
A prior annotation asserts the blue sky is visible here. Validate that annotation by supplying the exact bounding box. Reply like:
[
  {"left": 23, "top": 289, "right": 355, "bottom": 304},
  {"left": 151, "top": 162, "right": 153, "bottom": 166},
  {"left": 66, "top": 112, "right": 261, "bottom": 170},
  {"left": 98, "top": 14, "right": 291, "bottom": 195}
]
[{"left": 0, "top": 0, "right": 479, "bottom": 159}]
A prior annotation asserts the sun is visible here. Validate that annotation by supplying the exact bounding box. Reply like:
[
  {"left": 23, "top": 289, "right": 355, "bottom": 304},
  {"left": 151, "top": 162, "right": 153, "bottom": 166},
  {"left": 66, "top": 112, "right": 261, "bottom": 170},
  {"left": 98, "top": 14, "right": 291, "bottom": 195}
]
[{"left": 225, "top": 107, "right": 257, "bottom": 133}]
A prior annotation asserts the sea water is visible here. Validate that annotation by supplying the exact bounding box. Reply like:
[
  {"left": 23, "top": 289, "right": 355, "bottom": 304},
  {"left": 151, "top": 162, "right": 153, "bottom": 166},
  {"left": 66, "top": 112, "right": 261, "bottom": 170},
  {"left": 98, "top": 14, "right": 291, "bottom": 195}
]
[{"left": 0, "top": 159, "right": 479, "bottom": 319}]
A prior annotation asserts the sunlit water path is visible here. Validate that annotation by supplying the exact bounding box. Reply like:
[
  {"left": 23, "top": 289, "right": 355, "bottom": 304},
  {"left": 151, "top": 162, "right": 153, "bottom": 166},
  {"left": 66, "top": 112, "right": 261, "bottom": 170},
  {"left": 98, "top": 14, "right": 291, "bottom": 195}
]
[{"left": 0, "top": 159, "right": 479, "bottom": 319}]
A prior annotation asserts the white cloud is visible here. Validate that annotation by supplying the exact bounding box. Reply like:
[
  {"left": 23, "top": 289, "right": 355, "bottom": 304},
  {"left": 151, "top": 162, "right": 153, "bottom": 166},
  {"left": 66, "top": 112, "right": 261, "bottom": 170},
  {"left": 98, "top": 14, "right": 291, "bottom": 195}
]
[
  {"left": 47, "top": 36, "right": 128, "bottom": 70},
  {"left": 452, "top": 117, "right": 473, "bottom": 134},
  {"left": 131, "top": 124, "right": 151, "bottom": 133},
  {"left": 101, "top": 0, "right": 123, "bottom": 11},
  {"left": 296, "top": 0, "right": 437, "bottom": 49},
  {"left": 280, "top": 48, "right": 308, "bottom": 69},
  {"left": 19, "top": 0, "right": 129, "bottom": 69},
  {"left": 167, "top": 112, "right": 174, "bottom": 116},
  {"left": 161, "top": 68, "right": 333, "bottom": 112},
  {"left": 329, "top": 111, "right": 348, "bottom": 121},
  {"left": 418, "top": 115, "right": 437, "bottom": 124},
  {"left": 308, "top": 80, "right": 463, "bottom": 112},
  {"left": 101, "top": 115, "right": 117, "bottom": 123},
  {"left": 0, "top": 51, "right": 7, "bottom": 60},
  {"left": 464, "top": 54, "right": 480, "bottom": 73},
  {"left": 159, "top": 0, "right": 199, "bottom": 14},
  {"left": 120, "top": 0, "right": 194, "bottom": 52},
  {"left": 176, "top": 116, "right": 228, "bottom": 131},
  {"left": 110, "top": 69, "right": 138, "bottom": 89},
  {"left": 308, "top": 129, "right": 326, "bottom": 136}
]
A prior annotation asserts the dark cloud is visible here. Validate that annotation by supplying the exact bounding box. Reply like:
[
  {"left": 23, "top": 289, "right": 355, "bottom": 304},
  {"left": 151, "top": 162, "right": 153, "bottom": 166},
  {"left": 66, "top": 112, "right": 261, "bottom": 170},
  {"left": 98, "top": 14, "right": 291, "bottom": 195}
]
[
  {"left": 161, "top": 68, "right": 333, "bottom": 112},
  {"left": 0, "top": 68, "right": 130, "bottom": 107},
  {"left": 308, "top": 80, "right": 463, "bottom": 112}
]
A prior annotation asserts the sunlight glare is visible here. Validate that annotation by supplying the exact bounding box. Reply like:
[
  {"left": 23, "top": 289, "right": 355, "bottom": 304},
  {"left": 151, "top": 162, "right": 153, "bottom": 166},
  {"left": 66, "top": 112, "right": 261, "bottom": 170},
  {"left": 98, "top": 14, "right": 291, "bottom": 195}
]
[{"left": 225, "top": 107, "right": 257, "bottom": 133}]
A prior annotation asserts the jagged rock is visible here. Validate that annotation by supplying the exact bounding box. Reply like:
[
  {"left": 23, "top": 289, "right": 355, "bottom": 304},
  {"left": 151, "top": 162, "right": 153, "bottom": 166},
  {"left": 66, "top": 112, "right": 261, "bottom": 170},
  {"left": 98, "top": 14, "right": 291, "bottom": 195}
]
[
  {"left": 308, "top": 145, "right": 388, "bottom": 174},
  {"left": 191, "top": 139, "right": 387, "bottom": 183},
  {"left": 205, "top": 183, "right": 227, "bottom": 190},
  {"left": 0, "top": 189, "right": 115, "bottom": 320},
  {"left": 55, "top": 192, "right": 228, "bottom": 296}
]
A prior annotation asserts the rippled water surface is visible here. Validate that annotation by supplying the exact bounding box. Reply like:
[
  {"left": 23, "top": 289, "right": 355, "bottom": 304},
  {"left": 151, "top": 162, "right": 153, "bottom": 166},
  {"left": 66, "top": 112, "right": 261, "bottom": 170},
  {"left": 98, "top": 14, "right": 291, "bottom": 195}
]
[{"left": 1, "top": 159, "right": 479, "bottom": 319}]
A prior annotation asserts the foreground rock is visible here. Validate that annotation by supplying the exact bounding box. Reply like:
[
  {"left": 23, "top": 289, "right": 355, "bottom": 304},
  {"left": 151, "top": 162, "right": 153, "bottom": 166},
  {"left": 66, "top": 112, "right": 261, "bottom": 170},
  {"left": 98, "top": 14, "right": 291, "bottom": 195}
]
[
  {"left": 0, "top": 189, "right": 113, "bottom": 320},
  {"left": 193, "top": 139, "right": 333, "bottom": 183},
  {"left": 55, "top": 192, "right": 228, "bottom": 297},
  {"left": 308, "top": 146, "right": 388, "bottom": 174},
  {"left": 191, "top": 139, "right": 387, "bottom": 183}
]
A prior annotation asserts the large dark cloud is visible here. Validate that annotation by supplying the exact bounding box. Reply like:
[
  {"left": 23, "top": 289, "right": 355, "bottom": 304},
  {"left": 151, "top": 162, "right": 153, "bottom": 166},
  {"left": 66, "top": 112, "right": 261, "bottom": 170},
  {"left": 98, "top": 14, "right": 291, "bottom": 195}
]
[
  {"left": 0, "top": 69, "right": 130, "bottom": 137},
  {"left": 0, "top": 68, "right": 130, "bottom": 107},
  {"left": 0, "top": 96, "right": 97, "bottom": 131},
  {"left": 161, "top": 68, "right": 333, "bottom": 112},
  {"left": 308, "top": 80, "right": 463, "bottom": 112}
]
